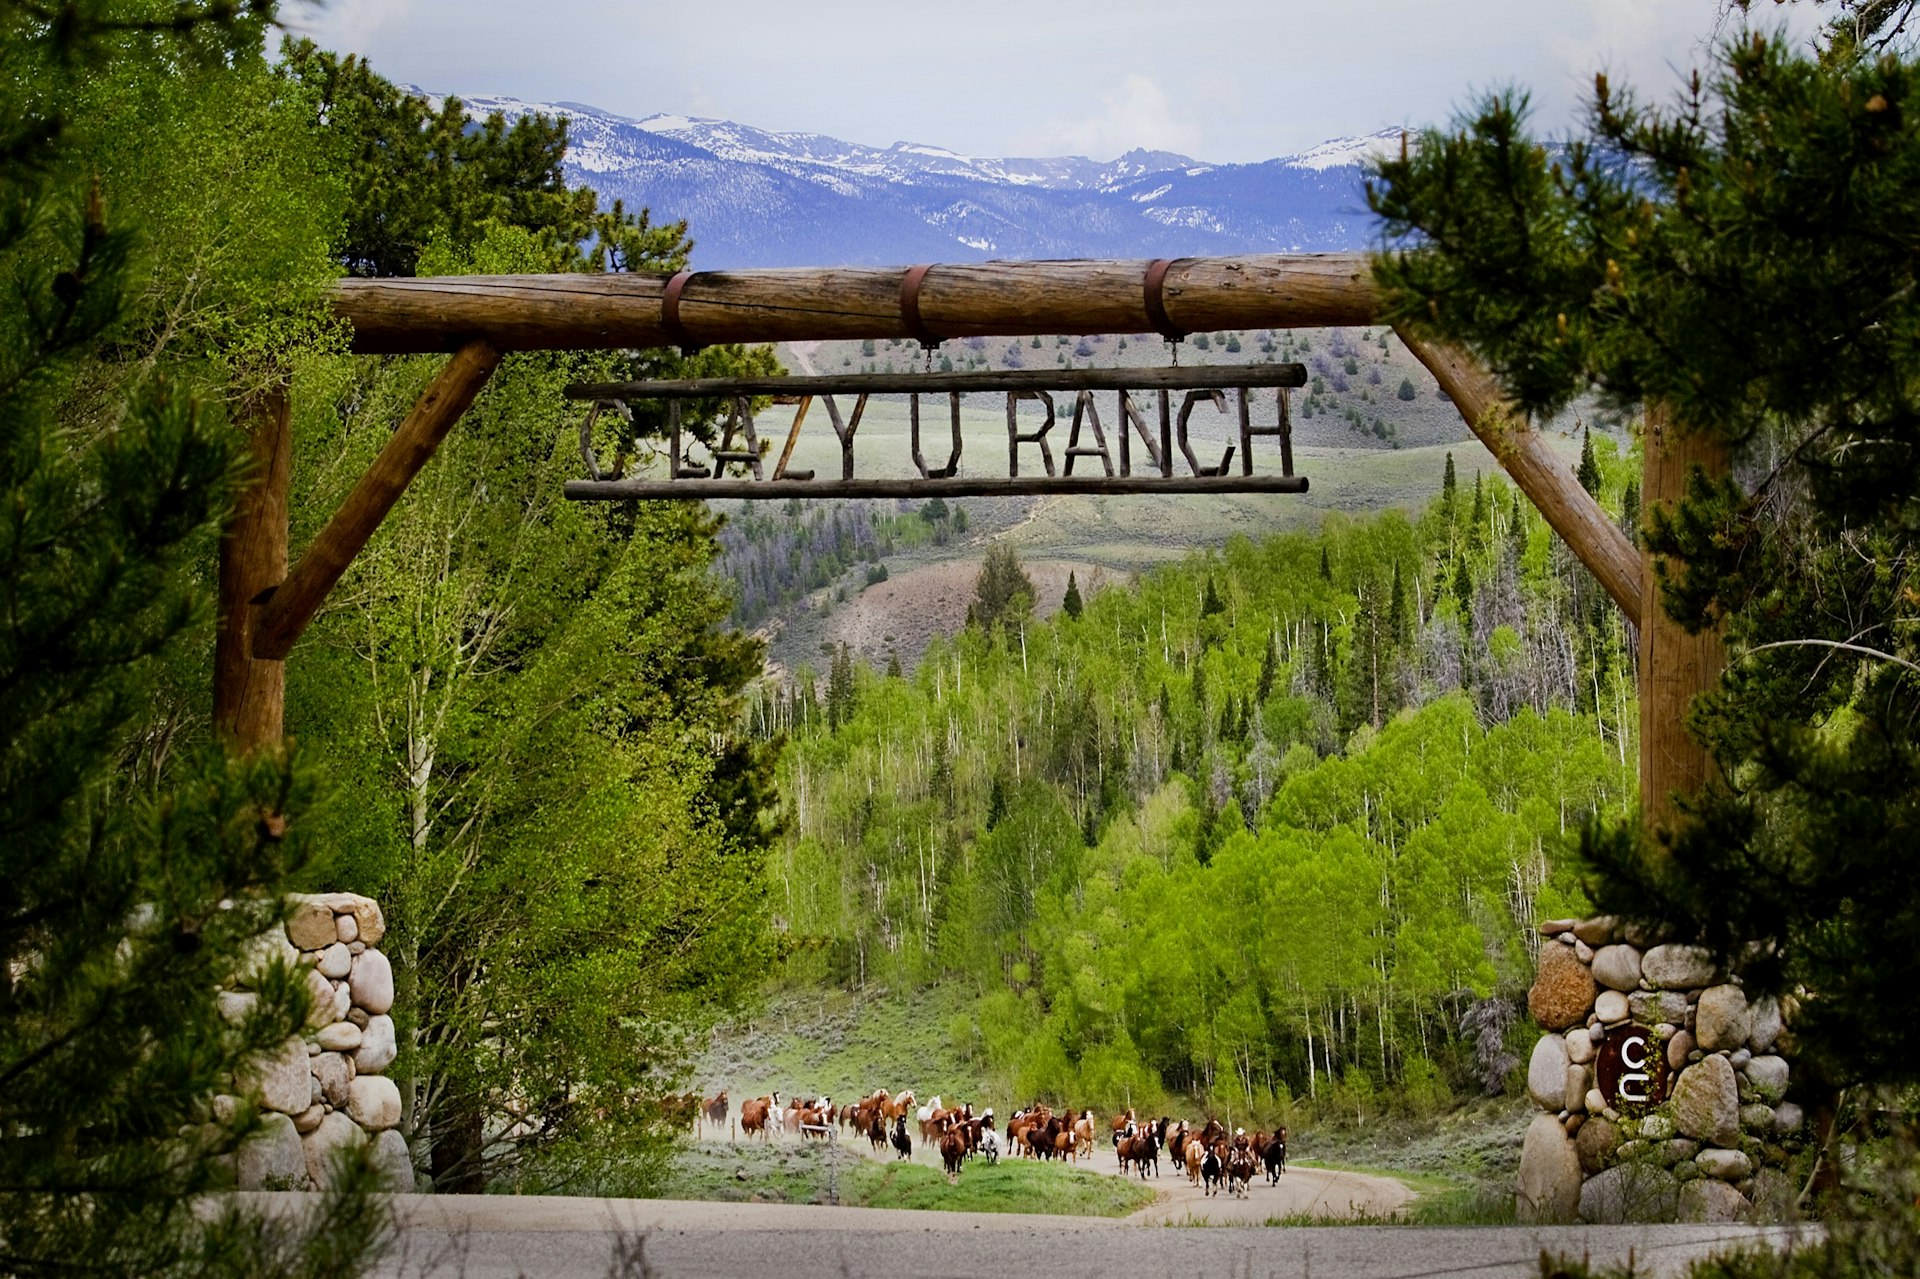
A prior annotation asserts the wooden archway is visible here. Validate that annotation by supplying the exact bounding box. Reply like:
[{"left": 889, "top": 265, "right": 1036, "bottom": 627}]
[{"left": 223, "top": 252, "right": 1710, "bottom": 834}]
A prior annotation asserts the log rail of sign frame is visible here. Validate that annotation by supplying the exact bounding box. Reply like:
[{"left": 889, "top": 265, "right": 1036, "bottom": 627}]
[
  {"left": 217, "top": 253, "right": 1648, "bottom": 756},
  {"left": 560, "top": 364, "right": 1310, "bottom": 502}
]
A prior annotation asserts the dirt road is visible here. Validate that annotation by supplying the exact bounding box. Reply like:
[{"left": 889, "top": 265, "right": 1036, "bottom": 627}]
[
  {"left": 826, "top": 1111, "right": 1410, "bottom": 1224},
  {"left": 1080, "top": 1140, "right": 1412, "bottom": 1225}
]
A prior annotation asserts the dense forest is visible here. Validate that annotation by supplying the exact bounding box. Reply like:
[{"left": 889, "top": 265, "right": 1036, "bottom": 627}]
[
  {"left": 2, "top": 17, "right": 784, "bottom": 1266},
  {"left": 762, "top": 441, "right": 1640, "bottom": 1118},
  {"left": 717, "top": 497, "right": 967, "bottom": 629}
]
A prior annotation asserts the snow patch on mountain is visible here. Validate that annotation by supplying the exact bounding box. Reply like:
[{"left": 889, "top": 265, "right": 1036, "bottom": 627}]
[{"left": 1286, "top": 127, "right": 1405, "bottom": 172}]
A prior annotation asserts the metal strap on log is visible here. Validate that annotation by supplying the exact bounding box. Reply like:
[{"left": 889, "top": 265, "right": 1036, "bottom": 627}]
[
  {"left": 661, "top": 269, "right": 697, "bottom": 352},
  {"left": 1142, "top": 258, "right": 1186, "bottom": 342},
  {"left": 900, "top": 264, "right": 938, "bottom": 347}
]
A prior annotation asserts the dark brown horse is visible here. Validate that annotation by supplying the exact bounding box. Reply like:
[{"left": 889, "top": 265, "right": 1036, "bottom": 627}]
[
  {"left": 1116, "top": 1128, "right": 1159, "bottom": 1179},
  {"left": 1262, "top": 1126, "right": 1288, "bottom": 1183}
]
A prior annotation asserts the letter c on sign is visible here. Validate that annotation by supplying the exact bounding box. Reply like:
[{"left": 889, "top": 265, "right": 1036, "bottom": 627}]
[{"left": 1619, "top": 1033, "right": 1651, "bottom": 1103}]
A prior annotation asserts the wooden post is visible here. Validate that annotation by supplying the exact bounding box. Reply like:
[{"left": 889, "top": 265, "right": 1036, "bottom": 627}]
[
  {"left": 252, "top": 340, "right": 501, "bottom": 662},
  {"left": 1396, "top": 327, "right": 1642, "bottom": 628},
  {"left": 1638, "top": 402, "right": 1727, "bottom": 838},
  {"left": 214, "top": 379, "right": 292, "bottom": 753}
]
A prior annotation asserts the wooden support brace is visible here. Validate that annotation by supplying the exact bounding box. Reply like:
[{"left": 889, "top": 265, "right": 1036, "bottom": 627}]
[
  {"left": 252, "top": 340, "right": 502, "bottom": 661},
  {"left": 1395, "top": 326, "right": 1643, "bottom": 628}
]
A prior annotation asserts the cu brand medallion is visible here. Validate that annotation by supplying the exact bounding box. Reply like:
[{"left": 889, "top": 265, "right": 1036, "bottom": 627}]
[{"left": 1594, "top": 1025, "right": 1671, "bottom": 1111}]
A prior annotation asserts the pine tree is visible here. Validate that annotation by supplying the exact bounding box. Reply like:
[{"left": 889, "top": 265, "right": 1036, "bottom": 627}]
[
  {"left": 1256, "top": 630, "right": 1279, "bottom": 704},
  {"left": 1343, "top": 577, "right": 1389, "bottom": 730},
  {"left": 827, "top": 644, "right": 857, "bottom": 727},
  {"left": 1201, "top": 573, "right": 1226, "bottom": 617},
  {"left": 1, "top": 10, "right": 384, "bottom": 1274},
  {"left": 1314, "top": 622, "right": 1339, "bottom": 704},
  {"left": 1509, "top": 490, "right": 1529, "bottom": 560},
  {"left": 970, "top": 543, "right": 1036, "bottom": 634},
  {"left": 1440, "top": 451, "right": 1459, "bottom": 526},
  {"left": 1371, "top": 13, "right": 1920, "bottom": 1148},
  {"left": 1062, "top": 571, "right": 1084, "bottom": 620},
  {"left": 1576, "top": 423, "right": 1603, "bottom": 497},
  {"left": 1452, "top": 555, "right": 1474, "bottom": 622},
  {"left": 281, "top": 41, "right": 687, "bottom": 278},
  {"left": 886, "top": 650, "right": 903, "bottom": 678},
  {"left": 1620, "top": 477, "right": 1642, "bottom": 540},
  {"left": 1318, "top": 544, "right": 1333, "bottom": 583}
]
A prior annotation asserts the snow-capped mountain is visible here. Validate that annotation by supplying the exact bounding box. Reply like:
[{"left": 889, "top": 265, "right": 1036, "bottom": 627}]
[{"left": 442, "top": 91, "right": 1399, "bottom": 268}]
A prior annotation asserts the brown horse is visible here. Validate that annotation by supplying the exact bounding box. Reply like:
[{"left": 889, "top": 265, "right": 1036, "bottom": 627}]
[
  {"left": 739, "top": 1092, "right": 779, "bottom": 1140},
  {"left": 1117, "top": 1129, "right": 1159, "bottom": 1179},
  {"left": 939, "top": 1121, "right": 967, "bottom": 1183},
  {"left": 701, "top": 1090, "right": 728, "bottom": 1133}
]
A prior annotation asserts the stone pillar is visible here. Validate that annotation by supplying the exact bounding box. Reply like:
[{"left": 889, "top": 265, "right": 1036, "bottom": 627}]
[
  {"left": 1517, "top": 916, "right": 1802, "bottom": 1224},
  {"left": 223, "top": 893, "right": 415, "bottom": 1192}
]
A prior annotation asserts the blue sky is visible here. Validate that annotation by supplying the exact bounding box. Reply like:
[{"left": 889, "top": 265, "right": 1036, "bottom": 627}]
[{"left": 283, "top": 0, "right": 1822, "bottom": 162}]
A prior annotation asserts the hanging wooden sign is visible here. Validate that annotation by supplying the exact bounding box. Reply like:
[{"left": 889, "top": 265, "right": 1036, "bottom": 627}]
[{"left": 561, "top": 365, "right": 1308, "bottom": 501}]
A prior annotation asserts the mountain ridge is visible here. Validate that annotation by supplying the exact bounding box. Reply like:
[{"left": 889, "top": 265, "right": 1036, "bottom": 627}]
[{"left": 431, "top": 90, "right": 1401, "bottom": 268}]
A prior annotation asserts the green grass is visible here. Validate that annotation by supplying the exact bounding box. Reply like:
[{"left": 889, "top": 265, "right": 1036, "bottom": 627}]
[
  {"left": 1282, "top": 1159, "right": 1517, "bottom": 1227},
  {"left": 847, "top": 1158, "right": 1157, "bottom": 1217},
  {"left": 658, "top": 1140, "right": 863, "bottom": 1206}
]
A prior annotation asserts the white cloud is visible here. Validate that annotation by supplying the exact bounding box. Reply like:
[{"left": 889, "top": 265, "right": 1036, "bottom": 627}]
[
  {"left": 278, "top": 0, "right": 410, "bottom": 50},
  {"left": 1019, "top": 74, "right": 1204, "bottom": 159}
]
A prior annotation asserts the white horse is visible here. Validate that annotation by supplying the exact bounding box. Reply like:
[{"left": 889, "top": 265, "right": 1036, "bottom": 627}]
[{"left": 978, "top": 1127, "right": 1001, "bottom": 1166}]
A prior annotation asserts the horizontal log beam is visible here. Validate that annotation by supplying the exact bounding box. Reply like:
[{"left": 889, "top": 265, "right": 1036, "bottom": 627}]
[
  {"left": 564, "top": 475, "right": 1311, "bottom": 501},
  {"left": 1395, "top": 326, "right": 1643, "bottom": 628},
  {"left": 252, "top": 340, "right": 503, "bottom": 660},
  {"left": 567, "top": 363, "right": 1307, "bottom": 400},
  {"left": 332, "top": 254, "right": 1378, "bottom": 355}
]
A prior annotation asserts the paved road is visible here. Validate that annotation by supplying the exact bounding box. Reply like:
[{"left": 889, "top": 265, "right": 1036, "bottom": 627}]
[{"left": 361, "top": 1195, "right": 1811, "bottom": 1279}]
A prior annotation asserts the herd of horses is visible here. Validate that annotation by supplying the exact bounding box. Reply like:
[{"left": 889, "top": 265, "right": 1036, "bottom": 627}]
[{"left": 682, "top": 1089, "right": 1286, "bottom": 1196}]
